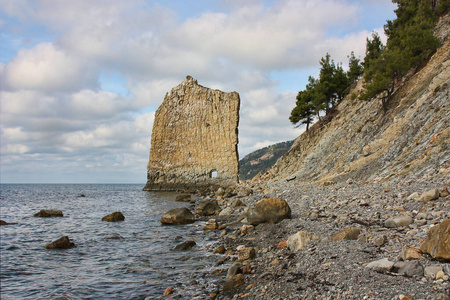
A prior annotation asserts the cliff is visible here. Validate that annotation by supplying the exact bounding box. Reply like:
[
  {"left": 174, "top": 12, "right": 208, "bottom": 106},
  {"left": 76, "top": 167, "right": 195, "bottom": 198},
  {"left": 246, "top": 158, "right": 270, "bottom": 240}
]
[
  {"left": 268, "top": 13, "right": 450, "bottom": 184},
  {"left": 144, "top": 76, "right": 240, "bottom": 192}
]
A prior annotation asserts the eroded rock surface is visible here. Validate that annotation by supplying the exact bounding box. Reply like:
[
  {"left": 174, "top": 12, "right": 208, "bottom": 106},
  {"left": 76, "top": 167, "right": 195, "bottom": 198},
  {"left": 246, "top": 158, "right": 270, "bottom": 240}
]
[{"left": 144, "top": 76, "right": 240, "bottom": 192}]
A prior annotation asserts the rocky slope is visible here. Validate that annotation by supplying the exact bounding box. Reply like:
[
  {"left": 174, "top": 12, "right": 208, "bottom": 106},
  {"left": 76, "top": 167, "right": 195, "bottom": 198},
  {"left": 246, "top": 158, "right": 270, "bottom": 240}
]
[
  {"left": 266, "top": 13, "right": 450, "bottom": 184},
  {"left": 239, "top": 141, "right": 293, "bottom": 181}
]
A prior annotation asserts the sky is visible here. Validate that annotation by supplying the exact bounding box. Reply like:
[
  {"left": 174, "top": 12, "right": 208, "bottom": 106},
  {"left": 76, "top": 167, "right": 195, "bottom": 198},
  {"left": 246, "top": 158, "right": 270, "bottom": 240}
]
[{"left": 0, "top": 0, "right": 397, "bottom": 184}]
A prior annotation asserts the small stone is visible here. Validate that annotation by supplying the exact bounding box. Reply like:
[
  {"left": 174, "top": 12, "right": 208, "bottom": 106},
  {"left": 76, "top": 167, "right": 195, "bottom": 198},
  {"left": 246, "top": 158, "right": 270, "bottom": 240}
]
[
  {"left": 163, "top": 287, "right": 174, "bottom": 296},
  {"left": 287, "top": 231, "right": 319, "bottom": 252},
  {"left": 278, "top": 240, "right": 287, "bottom": 248},
  {"left": 203, "top": 219, "right": 219, "bottom": 231},
  {"left": 417, "top": 189, "right": 440, "bottom": 201},
  {"left": 241, "top": 265, "right": 252, "bottom": 274},
  {"left": 366, "top": 258, "right": 394, "bottom": 273},
  {"left": 440, "top": 187, "right": 449, "bottom": 198},
  {"left": 34, "top": 210, "right": 63, "bottom": 217},
  {"left": 385, "top": 215, "right": 413, "bottom": 228},
  {"left": 102, "top": 211, "right": 125, "bottom": 222},
  {"left": 172, "top": 240, "right": 196, "bottom": 251},
  {"left": 332, "top": 227, "right": 360, "bottom": 241},
  {"left": 237, "top": 247, "right": 256, "bottom": 261},
  {"left": 424, "top": 265, "right": 443, "bottom": 279},
  {"left": 246, "top": 283, "right": 256, "bottom": 290},
  {"left": 45, "top": 236, "right": 75, "bottom": 249},
  {"left": 214, "top": 245, "right": 226, "bottom": 254},
  {"left": 436, "top": 270, "right": 446, "bottom": 280},
  {"left": 223, "top": 274, "right": 245, "bottom": 291},
  {"left": 371, "top": 235, "right": 388, "bottom": 246},
  {"left": 219, "top": 207, "right": 234, "bottom": 216},
  {"left": 398, "top": 261, "right": 424, "bottom": 277},
  {"left": 407, "top": 192, "right": 420, "bottom": 201},
  {"left": 227, "top": 264, "right": 241, "bottom": 278},
  {"left": 400, "top": 245, "right": 422, "bottom": 261},
  {"left": 269, "top": 258, "right": 279, "bottom": 265},
  {"left": 399, "top": 295, "right": 413, "bottom": 300},
  {"left": 241, "top": 225, "right": 254, "bottom": 235},
  {"left": 416, "top": 212, "right": 427, "bottom": 219},
  {"left": 175, "top": 194, "right": 191, "bottom": 202}
]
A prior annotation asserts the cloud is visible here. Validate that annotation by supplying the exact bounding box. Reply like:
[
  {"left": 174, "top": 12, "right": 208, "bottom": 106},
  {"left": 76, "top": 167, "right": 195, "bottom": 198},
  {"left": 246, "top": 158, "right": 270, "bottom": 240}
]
[{"left": 0, "top": 0, "right": 395, "bottom": 182}]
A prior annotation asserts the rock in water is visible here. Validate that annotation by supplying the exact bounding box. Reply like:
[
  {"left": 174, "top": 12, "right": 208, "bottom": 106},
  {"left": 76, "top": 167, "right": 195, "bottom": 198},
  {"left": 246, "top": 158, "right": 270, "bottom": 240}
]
[
  {"left": 246, "top": 198, "right": 291, "bottom": 225},
  {"left": 45, "top": 236, "right": 75, "bottom": 249},
  {"left": 175, "top": 194, "right": 191, "bottom": 202},
  {"left": 33, "top": 210, "right": 63, "bottom": 217},
  {"left": 223, "top": 274, "right": 245, "bottom": 291},
  {"left": 196, "top": 200, "right": 221, "bottom": 216},
  {"left": 172, "top": 240, "right": 196, "bottom": 251},
  {"left": 161, "top": 208, "right": 195, "bottom": 225},
  {"left": 420, "top": 219, "right": 450, "bottom": 261},
  {"left": 0, "top": 220, "right": 9, "bottom": 225},
  {"left": 102, "top": 212, "right": 125, "bottom": 222},
  {"left": 143, "top": 76, "right": 240, "bottom": 192}
]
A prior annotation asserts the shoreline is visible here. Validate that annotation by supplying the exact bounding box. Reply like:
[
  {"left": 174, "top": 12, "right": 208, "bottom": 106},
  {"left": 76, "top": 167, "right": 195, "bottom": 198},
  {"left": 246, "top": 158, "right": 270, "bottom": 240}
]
[{"left": 174, "top": 173, "right": 450, "bottom": 299}]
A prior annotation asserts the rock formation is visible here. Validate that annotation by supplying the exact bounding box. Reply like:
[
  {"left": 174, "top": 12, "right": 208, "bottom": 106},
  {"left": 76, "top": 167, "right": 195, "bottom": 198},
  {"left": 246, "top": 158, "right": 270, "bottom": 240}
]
[
  {"left": 266, "top": 13, "right": 450, "bottom": 183},
  {"left": 144, "top": 76, "right": 240, "bottom": 192}
]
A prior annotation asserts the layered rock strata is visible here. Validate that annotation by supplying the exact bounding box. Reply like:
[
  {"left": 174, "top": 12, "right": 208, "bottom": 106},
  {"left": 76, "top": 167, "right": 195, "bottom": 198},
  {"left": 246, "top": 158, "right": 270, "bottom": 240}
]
[{"left": 144, "top": 76, "right": 240, "bottom": 191}]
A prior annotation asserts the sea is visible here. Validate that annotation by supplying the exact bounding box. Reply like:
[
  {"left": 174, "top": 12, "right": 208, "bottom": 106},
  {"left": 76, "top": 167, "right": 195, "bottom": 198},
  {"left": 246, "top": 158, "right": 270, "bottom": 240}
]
[{"left": 0, "top": 184, "right": 223, "bottom": 300}]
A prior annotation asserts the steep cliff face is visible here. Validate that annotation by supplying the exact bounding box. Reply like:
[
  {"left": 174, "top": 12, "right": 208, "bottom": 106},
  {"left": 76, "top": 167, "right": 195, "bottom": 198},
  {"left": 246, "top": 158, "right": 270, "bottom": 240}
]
[
  {"left": 144, "top": 76, "right": 240, "bottom": 191},
  {"left": 269, "top": 13, "right": 450, "bottom": 183}
]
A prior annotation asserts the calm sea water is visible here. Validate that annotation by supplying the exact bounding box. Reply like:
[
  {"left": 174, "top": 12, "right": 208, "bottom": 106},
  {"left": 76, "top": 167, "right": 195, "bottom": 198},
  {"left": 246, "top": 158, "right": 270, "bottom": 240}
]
[{"left": 0, "top": 184, "right": 221, "bottom": 300}]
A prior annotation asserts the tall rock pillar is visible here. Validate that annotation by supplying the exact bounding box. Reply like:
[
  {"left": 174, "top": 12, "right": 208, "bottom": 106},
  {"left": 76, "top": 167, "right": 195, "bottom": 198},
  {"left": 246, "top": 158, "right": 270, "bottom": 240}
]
[{"left": 143, "top": 76, "right": 240, "bottom": 192}]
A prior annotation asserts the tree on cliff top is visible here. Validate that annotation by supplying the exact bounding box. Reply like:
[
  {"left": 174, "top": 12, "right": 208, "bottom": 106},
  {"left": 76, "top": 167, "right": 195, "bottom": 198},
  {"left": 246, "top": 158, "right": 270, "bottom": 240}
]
[{"left": 360, "top": 0, "right": 442, "bottom": 111}]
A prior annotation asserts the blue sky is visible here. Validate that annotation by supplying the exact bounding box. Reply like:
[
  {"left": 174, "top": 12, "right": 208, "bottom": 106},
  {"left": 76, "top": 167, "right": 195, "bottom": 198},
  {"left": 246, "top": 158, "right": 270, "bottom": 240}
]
[{"left": 0, "top": 0, "right": 396, "bottom": 183}]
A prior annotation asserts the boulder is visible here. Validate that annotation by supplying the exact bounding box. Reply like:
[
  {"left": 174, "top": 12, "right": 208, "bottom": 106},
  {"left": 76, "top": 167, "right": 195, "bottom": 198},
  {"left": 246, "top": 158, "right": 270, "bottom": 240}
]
[
  {"left": 397, "top": 261, "right": 424, "bottom": 277},
  {"left": 385, "top": 215, "right": 413, "bottom": 228},
  {"left": 214, "top": 245, "right": 226, "bottom": 254},
  {"left": 246, "top": 198, "right": 291, "bottom": 225},
  {"left": 102, "top": 212, "right": 125, "bottom": 222},
  {"left": 420, "top": 219, "right": 450, "bottom": 261},
  {"left": 196, "top": 200, "right": 221, "bottom": 216},
  {"left": 227, "top": 264, "right": 241, "bottom": 279},
  {"left": 203, "top": 219, "right": 220, "bottom": 231},
  {"left": 237, "top": 187, "right": 253, "bottom": 197},
  {"left": 287, "top": 231, "right": 319, "bottom": 252},
  {"left": 45, "top": 236, "right": 75, "bottom": 249},
  {"left": 417, "top": 188, "right": 440, "bottom": 201},
  {"left": 237, "top": 247, "right": 256, "bottom": 260},
  {"left": 161, "top": 208, "right": 195, "bottom": 225},
  {"left": 33, "top": 210, "right": 63, "bottom": 217},
  {"left": 424, "top": 265, "right": 443, "bottom": 279},
  {"left": 0, "top": 220, "right": 9, "bottom": 225},
  {"left": 175, "top": 194, "right": 191, "bottom": 202},
  {"left": 332, "top": 227, "right": 360, "bottom": 241},
  {"left": 172, "top": 240, "right": 196, "bottom": 251}
]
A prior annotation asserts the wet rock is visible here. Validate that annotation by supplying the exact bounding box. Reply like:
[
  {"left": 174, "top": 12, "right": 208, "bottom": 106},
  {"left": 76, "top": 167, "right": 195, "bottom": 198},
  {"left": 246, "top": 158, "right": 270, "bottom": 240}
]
[
  {"left": 400, "top": 245, "right": 422, "bottom": 261},
  {"left": 160, "top": 208, "right": 195, "bottom": 225},
  {"left": 385, "top": 215, "right": 413, "bottom": 228},
  {"left": 102, "top": 212, "right": 125, "bottom": 222},
  {"left": 398, "top": 261, "right": 424, "bottom": 277},
  {"left": 227, "top": 264, "right": 241, "bottom": 278},
  {"left": 246, "top": 198, "right": 291, "bottom": 225},
  {"left": 417, "top": 188, "right": 440, "bottom": 201},
  {"left": 173, "top": 240, "right": 196, "bottom": 251},
  {"left": 214, "top": 245, "right": 226, "bottom": 254},
  {"left": 420, "top": 219, "right": 450, "bottom": 261},
  {"left": 332, "top": 227, "right": 360, "bottom": 241},
  {"left": 45, "top": 236, "right": 75, "bottom": 249},
  {"left": 33, "top": 210, "right": 63, "bottom": 217},
  {"left": 237, "top": 247, "right": 256, "bottom": 261},
  {"left": 203, "top": 219, "right": 220, "bottom": 231},
  {"left": 0, "top": 220, "right": 10, "bottom": 225},
  {"left": 223, "top": 274, "right": 245, "bottom": 291},
  {"left": 366, "top": 258, "right": 394, "bottom": 273},
  {"left": 163, "top": 287, "right": 174, "bottom": 296},
  {"left": 175, "top": 194, "right": 191, "bottom": 202},
  {"left": 196, "top": 200, "right": 221, "bottom": 216},
  {"left": 287, "top": 231, "right": 318, "bottom": 252}
]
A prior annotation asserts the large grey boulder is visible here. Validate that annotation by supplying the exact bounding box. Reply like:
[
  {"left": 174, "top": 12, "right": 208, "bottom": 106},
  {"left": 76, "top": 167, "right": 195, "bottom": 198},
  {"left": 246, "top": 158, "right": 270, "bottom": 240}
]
[
  {"left": 246, "top": 198, "right": 291, "bottom": 225},
  {"left": 161, "top": 207, "right": 195, "bottom": 225}
]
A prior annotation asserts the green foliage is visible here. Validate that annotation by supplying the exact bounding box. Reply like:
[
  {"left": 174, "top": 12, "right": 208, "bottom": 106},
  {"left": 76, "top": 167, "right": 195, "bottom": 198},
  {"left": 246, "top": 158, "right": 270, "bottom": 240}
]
[
  {"left": 361, "top": 0, "right": 442, "bottom": 111},
  {"left": 347, "top": 51, "right": 364, "bottom": 85},
  {"left": 290, "top": 53, "right": 356, "bottom": 129}
]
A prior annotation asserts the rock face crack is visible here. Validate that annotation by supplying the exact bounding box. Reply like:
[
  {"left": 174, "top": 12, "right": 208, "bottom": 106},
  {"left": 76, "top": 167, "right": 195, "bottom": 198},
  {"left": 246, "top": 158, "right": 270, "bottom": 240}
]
[{"left": 143, "top": 76, "right": 240, "bottom": 191}]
